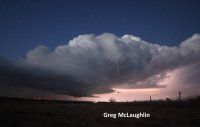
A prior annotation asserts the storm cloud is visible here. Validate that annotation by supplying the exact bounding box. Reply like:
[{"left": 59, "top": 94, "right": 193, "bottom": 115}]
[{"left": 0, "top": 33, "right": 200, "bottom": 97}]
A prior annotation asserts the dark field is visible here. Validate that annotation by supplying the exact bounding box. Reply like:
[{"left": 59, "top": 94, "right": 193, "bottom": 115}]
[{"left": 0, "top": 97, "right": 200, "bottom": 127}]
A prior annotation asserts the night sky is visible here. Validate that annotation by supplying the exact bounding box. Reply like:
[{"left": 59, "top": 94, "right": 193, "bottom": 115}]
[
  {"left": 0, "top": 0, "right": 200, "bottom": 101},
  {"left": 1, "top": 0, "right": 200, "bottom": 59}
]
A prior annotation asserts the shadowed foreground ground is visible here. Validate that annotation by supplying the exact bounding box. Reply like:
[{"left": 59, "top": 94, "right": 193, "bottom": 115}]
[{"left": 0, "top": 97, "right": 200, "bottom": 127}]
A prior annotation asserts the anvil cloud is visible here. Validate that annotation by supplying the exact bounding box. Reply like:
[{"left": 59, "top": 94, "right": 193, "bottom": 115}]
[{"left": 0, "top": 33, "right": 200, "bottom": 97}]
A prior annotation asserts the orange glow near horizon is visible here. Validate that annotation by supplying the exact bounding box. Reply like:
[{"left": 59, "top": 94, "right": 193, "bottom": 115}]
[
  {"left": 81, "top": 88, "right": 163, "bottom": 102},
  {"left": 80, "top": 67, "right": 200, "bottom": 102}
]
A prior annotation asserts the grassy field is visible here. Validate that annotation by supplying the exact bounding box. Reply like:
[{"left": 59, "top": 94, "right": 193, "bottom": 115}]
[{"left": 0, "top": 97, "right": 200, "bottom": 127}]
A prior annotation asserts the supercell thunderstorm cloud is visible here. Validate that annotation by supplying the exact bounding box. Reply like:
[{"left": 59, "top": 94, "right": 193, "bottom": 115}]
[{"left": 0, "top": 33, "right": 200, "bottom": 97}]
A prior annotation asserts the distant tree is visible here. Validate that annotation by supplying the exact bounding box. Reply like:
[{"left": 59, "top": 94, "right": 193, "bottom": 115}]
[
  {"left": 166, "top": 98, "right": 171, "bottom": 101},
  {"left": 109, "top": 97, "right": 116, "bottom": 103}
]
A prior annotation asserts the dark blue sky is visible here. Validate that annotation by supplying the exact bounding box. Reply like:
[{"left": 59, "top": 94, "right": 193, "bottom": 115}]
[{"left": 0, "top": 0, "right": 200, "bottom": 59}]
